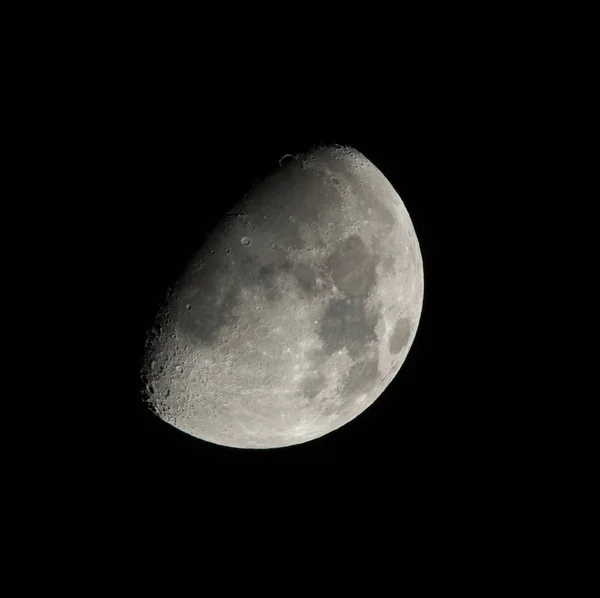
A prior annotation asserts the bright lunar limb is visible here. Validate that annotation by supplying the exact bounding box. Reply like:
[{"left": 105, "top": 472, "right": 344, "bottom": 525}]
[{"left": 141, "top": 145, "right": 424, "bottom": 448}]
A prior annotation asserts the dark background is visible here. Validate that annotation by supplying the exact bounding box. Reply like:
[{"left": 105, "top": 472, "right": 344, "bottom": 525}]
[{"left": 10, "top": 14, "right": 595, "bottom": 589}]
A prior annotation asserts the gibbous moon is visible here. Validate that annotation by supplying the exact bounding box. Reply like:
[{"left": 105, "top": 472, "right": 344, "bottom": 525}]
[{"left": 142, "top": 145, "right": 424, "bottom": 448}]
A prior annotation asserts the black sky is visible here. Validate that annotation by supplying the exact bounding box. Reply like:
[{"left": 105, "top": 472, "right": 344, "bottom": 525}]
[{"left": 11, "top": 19, "right": 595, "bottom": 588}]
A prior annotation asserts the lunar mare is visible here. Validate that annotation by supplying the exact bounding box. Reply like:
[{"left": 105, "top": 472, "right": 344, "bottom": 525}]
[{"left": 142, "top": 145, "right": 424, "bottom": 448}]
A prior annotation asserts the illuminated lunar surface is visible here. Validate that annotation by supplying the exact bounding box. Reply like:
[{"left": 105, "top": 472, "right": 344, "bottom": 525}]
[{"left": 141, "top": 145, "right": 424, "bottom": 448}]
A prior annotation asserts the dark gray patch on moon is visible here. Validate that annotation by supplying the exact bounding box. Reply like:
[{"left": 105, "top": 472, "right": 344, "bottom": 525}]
[
  {"left": 280, "top": 234, "right": 305, "bottom": 251},
  {"left": 381, "top": 256, "right": 396, "bottom": 274},
  {"left": 245, "top": 163, "right": 342, "bottom": 253},
  {"left": 292, "top": 263, "right": 318, "bottom": 295},
  {"left": 326, "top": 235, "right": 379, "bottom": 297},
  {"left": 318, "top": 296, "right": 379, "bottom": 359},
  {"left": 283, "top": 165, "right": 341, "bottom": 228},
  {"left": 178, "top": 284, "right": 242, "bottom": 347},
  {"left": 258, "top": 265, "right": 283, "bottom": 302},
  {"left": 389, "top": 318, "right": 411, "bottom": 354},
  {"left": 265, "top": 287, "right": 281, "bottom": 302},
  {"left": 300, "top": 367, "right": 328, "bottom": 401},
  {"left": 319, "top": 355, "right": 380, "bottom": 417},
  {"left": 367, "top": 198, "right": 395, "bottom": 229},
  {"left": 341, "top": 355, "right": 380, "bottom": 398}
]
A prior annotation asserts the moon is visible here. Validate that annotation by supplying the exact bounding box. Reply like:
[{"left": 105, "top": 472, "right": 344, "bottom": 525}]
[{"left": 141, "top": 145, "right": 424, "bottom": 448}]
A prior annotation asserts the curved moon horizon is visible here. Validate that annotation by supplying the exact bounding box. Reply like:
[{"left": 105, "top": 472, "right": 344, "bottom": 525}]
[{"left": 141, "top": 145, "right": 424, "bottom": 449}]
